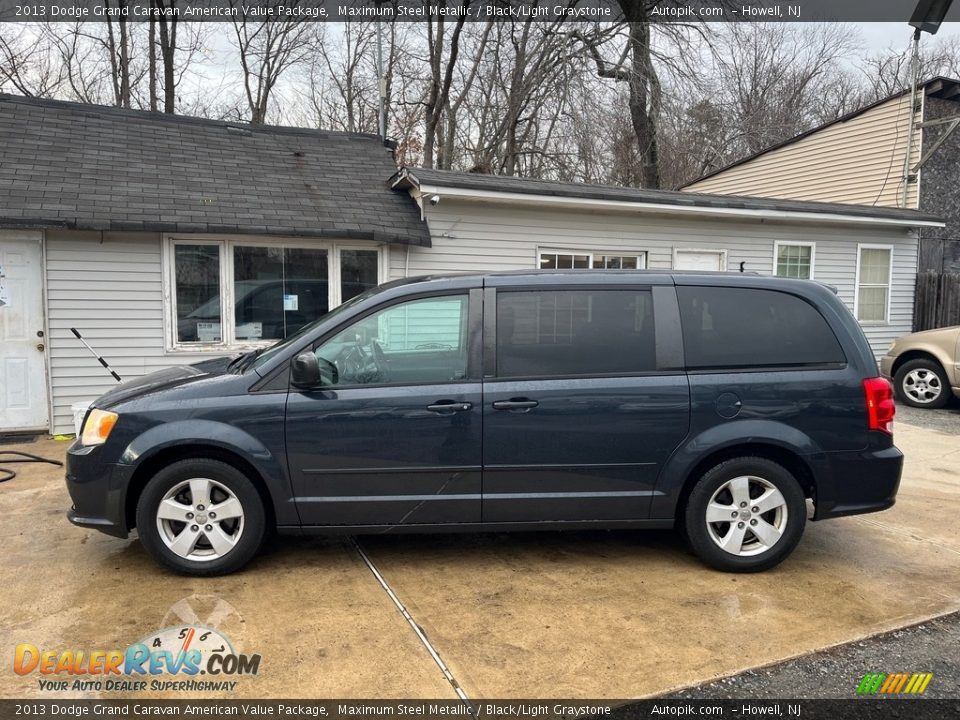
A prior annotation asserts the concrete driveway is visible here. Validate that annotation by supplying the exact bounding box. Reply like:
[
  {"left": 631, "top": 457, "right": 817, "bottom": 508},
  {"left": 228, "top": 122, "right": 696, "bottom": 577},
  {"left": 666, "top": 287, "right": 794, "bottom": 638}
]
[{"left": 2, "top": 417, "right": 959, "bottom": 700}]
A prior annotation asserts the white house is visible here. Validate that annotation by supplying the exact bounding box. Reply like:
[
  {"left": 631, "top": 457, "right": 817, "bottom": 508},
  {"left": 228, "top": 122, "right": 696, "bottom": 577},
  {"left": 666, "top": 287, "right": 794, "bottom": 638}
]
[{"left": 0, "top": 95, "right": 944, "bottom": 435}]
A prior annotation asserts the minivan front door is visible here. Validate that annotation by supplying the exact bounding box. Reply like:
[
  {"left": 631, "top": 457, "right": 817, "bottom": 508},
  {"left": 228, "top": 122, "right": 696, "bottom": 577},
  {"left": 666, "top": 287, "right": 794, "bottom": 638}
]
[
  {"left": 286, "top": 292, "right": 482, "bottom": 527},
  {"left": 482, "top": 286, "right": 690, "bottom": 523}
]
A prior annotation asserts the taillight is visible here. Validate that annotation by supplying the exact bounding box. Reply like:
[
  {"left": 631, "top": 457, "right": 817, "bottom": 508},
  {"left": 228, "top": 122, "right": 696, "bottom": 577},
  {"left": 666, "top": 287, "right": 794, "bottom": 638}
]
[{"left": 863, "top": 377, "right": 895, "bottom": 435}]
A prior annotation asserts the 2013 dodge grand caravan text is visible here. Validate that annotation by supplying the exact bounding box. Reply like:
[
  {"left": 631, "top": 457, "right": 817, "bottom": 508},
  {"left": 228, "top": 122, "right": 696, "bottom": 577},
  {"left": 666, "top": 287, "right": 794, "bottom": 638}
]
[{"left": 66, "top": 271, "right": 902, "bottom": 575}]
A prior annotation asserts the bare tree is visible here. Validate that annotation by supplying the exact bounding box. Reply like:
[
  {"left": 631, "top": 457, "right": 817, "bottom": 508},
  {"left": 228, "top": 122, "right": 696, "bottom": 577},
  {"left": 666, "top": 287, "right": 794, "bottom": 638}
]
[
  {"left": 0, "top": 24, "right": 65, "bottom": 97},
  {"left": 231, "top": 3, "right": 317, "bottom": 124},
  {"left": 571, "top": 5, "right": 713, "bottom": 188}
]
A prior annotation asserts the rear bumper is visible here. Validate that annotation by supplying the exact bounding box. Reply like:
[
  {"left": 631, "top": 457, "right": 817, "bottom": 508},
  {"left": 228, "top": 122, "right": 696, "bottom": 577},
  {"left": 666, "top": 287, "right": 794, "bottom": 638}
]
[
  {"left": 64, "top": 441, "right": 131, "bottom": 539},
  {"left": 813, "top": 443, "right": 903, "bottom": 520}
]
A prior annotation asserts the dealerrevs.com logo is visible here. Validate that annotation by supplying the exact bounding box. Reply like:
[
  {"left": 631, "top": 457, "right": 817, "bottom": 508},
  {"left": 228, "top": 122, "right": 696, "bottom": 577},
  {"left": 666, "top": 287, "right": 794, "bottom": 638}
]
[{"left": 14, "top": 625, "right": 261, "bottom": 692}]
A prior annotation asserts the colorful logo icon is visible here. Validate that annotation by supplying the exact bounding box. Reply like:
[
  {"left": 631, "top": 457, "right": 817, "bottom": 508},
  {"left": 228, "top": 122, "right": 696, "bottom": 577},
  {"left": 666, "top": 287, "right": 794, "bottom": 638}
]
[
  {"left": 14, "top": 625, "right": 260, "bottom": 678},
  {"left": 856, "top": 672, "right": 933, "bottom": 695}
]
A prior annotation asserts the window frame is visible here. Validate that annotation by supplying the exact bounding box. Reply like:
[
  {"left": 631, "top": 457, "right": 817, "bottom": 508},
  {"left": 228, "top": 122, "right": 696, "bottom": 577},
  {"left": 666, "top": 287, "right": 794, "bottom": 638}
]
[
  {"left": 853, "top": 243, "right": 894, "bottom": 325},
  {"left": 162, "top": 235, "right": 386, "bottom": 353},
  {"left": 536, "top": 247, "right": 648, "bottom": 271},
  {"left": 772, "top": 241, "right": 816, "bottom": 280}
]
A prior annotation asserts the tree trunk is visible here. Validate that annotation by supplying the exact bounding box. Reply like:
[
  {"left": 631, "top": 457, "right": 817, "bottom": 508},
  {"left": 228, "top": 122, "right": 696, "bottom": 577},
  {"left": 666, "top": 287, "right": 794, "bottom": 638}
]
[
  {"left": 161, "top": 17, "right": 176, "bottom": 113},
  {"left": 623, "top": 10, "right": 660, "bottom": 188},
  {"left": 149, "top": 18, "right": 157, "bottom": 111}
]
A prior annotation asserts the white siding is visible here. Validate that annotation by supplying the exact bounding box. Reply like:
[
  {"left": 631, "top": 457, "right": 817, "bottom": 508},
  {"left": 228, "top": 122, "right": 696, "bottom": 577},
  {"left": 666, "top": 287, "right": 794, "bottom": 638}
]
[
  {"left": 45, "top": 231, "right": 229, "bottom": 434},
  {"left": 41, "top": 209, "right": 918, "bottom": 433},
  {"left": 684, "top": 94, "right": 922, "bottom": 209},
  {"left": 391, "top": 199, "right": 917, "bottom": 361}
]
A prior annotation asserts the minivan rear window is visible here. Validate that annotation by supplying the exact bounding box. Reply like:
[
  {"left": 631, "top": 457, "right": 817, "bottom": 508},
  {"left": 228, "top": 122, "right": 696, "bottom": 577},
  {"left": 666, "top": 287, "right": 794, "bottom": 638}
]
[
  {"left": 497, "top": 289, "right": 655, "bottom": 377},
  {"left": 676, "top": 286, "right": 845, "bottom": 369}
]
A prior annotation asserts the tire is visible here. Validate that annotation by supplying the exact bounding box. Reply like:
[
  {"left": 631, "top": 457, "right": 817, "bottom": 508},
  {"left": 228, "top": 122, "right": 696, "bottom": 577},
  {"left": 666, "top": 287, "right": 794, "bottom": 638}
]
[
  {"left": 894, "top": 358, "right": 950, "bottom": 409},
  {"left": 136, "top": 459, "right": 266, "bottom": 576},
  {"left": 683, "top": 457, "right": 807, "bottom": 573}
]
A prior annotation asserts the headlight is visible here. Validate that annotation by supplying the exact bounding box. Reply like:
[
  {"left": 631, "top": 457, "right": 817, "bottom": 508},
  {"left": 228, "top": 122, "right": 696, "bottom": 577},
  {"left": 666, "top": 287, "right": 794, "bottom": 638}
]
[
  {"left": 887, "top": 340, "right": 897, "bottom": 353},
  {"left": 80, "top": 409, "right": 119, "bottom": 446}
]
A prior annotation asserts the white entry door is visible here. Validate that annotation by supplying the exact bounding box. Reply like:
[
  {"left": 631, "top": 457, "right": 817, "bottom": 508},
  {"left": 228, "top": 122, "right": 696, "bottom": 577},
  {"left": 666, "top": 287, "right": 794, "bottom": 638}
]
[
  {"left": 674, "top": 249, "right": 727, "bottom": 271},
  {"left": 0, "top": 237, "right": 48, "bottom": 431}
]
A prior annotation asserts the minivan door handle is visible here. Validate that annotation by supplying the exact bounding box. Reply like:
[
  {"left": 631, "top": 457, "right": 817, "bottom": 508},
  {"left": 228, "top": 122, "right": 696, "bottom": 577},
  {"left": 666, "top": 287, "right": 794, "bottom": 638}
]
[
  {"left": 426, "top": 400, "right": 473, "bottom": 414},
  {"left": 492, "top": 398, "right": 539, "bottom": 411}
]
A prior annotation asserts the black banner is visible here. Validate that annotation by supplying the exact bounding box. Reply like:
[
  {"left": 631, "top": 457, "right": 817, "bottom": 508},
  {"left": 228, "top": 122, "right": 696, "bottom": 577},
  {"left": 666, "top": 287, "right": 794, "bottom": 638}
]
[
  {"left": 1, "top": 700, "right": 959, "bottom": 720},
  {"left": 0, "top": 0, "right": 958, "bottom": 24}
]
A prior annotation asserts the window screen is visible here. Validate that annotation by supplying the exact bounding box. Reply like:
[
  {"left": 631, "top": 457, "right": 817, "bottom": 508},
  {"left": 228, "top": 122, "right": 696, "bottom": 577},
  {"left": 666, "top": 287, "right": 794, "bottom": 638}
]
[
  {"left": 496, "top": 290, "right": 655, "bottom": 377},
  {"left": 677, "top": 286, "right": 844, "bottom": 369}
]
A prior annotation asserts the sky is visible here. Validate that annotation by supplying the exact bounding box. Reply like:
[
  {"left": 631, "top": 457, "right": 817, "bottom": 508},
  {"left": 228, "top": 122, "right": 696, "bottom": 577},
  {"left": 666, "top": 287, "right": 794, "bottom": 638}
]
[{"left": 860, "top": 21, "right": 960, "bottom": 52}]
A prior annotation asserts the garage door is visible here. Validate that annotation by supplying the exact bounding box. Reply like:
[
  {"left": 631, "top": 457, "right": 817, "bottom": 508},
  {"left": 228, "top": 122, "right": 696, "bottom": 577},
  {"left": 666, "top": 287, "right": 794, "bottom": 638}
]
[
  {"left": 0, "top": 237, "right": 48, "bottom": 431},
  {"left": 674, "top": 249, "right": 727, "bottom": 271}
]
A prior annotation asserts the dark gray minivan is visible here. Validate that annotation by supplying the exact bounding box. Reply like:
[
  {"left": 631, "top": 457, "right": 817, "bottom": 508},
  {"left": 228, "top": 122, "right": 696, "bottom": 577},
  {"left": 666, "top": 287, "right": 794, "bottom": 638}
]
[{"left": 65, "top": 271, "right": 901, "bottom": 575}]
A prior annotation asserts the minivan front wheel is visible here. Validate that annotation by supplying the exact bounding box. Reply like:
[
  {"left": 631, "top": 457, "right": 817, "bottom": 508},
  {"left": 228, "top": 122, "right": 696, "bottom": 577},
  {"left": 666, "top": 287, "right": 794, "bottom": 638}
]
[
  {"left": 136, "top": 459, "right": 266, "bottom": 576},
  {"left": 684, "top": 457, "right": 806, "bottom": 572}
]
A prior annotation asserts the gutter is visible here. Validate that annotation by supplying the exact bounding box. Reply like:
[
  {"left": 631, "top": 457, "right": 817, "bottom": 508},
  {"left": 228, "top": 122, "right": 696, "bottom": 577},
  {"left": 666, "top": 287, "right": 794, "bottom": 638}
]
[{"left": 410, "top": 184, "right": 944, "bottom": 230}]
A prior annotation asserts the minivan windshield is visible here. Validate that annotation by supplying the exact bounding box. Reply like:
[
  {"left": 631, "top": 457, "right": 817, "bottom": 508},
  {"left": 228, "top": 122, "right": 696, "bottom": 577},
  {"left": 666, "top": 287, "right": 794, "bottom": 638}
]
[{"left": 248, "top": 285, "right": 383, "bottom": 372}]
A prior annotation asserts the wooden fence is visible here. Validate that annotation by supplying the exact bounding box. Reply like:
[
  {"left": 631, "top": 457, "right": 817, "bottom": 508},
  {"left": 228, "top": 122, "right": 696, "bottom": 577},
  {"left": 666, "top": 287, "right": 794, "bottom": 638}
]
[{"left": 914, "top": 271, "right": 960, "bottom": 331}]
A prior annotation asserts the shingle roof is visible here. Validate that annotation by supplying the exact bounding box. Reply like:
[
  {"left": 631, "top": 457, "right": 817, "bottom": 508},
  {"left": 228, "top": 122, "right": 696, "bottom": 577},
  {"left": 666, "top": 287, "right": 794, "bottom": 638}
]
[
  {"left": 397, "top": 167, "right": 944, "bottom": 226},
  {"left": 0, "top": 94, "right": 431, "bottom": 246}
]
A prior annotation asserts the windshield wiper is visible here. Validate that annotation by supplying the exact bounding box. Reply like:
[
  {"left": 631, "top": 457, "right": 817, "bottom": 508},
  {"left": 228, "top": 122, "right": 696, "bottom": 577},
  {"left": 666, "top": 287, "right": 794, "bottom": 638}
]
[{"left": 236, "top": 348, "right": 266, "bottom": 372}]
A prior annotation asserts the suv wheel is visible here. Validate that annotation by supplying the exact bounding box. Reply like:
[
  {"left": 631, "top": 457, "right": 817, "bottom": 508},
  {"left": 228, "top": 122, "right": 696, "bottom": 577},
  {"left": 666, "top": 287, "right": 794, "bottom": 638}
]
[
  {"left": 684, "top": 457, "right": 806, "bottom": 573},
  {"left": 894, "top": 358, "right": 949, "bottom": 409},
  {"left": 136, "top": 459, "right": 266, "bottom": 576}
]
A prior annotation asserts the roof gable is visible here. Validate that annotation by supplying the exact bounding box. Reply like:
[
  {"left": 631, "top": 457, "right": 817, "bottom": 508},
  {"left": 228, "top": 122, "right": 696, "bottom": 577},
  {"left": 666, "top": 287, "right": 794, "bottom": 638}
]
[{"left": 681, "top": 76, "right": 960, "bottom": 189}]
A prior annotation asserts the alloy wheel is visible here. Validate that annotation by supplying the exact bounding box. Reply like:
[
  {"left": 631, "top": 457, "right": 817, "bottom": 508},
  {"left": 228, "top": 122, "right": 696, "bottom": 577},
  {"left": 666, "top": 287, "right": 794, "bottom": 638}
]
[
  {"left": 155, "top": 477, "right": 245, "bottom": 562},
  {"left": 903, "top": 368, "right": 943, "bottom": 405},
  {"left": 704, "top": 475, "right": 789, "bottom": 557}
]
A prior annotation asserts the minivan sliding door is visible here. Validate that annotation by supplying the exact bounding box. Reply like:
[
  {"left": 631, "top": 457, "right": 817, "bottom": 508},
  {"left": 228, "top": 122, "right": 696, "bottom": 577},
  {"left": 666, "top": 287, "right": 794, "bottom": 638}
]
[{"left": 481, "top": 285, "right": 690, "bottom": 523}]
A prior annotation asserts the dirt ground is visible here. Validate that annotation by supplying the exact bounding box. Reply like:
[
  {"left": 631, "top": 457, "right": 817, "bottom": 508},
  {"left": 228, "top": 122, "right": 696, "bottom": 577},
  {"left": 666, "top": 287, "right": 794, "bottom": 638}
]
[{"left": 1, "top": 416, "right": 958, "bottom": 700}]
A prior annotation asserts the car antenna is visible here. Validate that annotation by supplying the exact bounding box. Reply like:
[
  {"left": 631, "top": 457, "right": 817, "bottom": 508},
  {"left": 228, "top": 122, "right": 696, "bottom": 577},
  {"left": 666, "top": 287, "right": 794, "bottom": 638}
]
[{"left": 69, "top": 328, "right": 122, "bottom": 383}]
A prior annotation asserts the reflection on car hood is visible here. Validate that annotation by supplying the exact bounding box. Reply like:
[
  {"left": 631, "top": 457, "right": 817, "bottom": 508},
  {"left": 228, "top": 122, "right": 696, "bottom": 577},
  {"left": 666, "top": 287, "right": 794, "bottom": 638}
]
[{"left": 93, "top": 357, "right": 232, "bottom": 409}]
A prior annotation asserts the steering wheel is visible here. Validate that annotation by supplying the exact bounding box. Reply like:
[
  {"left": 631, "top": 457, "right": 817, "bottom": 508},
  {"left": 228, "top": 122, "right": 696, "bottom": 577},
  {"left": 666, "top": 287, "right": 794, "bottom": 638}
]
[{"left": 371, "top": 339, "right": 390, "bottom": 382}]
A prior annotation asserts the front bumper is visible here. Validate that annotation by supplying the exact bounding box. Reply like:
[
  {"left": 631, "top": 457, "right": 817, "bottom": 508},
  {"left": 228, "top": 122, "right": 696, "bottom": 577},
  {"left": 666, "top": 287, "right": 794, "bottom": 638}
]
[
  {"left": 65, "top": 441, "right": 132, "bottom": 538},
  {"left": 879, "top": 354, "right": 895, "bottom": 381},
  {"left": 813, "top": 442, "right": 903, "bottom": 520}
]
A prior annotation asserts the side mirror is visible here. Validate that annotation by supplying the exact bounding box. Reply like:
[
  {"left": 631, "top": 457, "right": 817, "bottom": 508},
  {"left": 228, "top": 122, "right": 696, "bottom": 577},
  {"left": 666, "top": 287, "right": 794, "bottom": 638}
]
[
  {"left": 291, "top": 351, "right": 338, "bottom": 389},
  {"left": 291, "top": 352, "right": 321, "bottom": 388}
]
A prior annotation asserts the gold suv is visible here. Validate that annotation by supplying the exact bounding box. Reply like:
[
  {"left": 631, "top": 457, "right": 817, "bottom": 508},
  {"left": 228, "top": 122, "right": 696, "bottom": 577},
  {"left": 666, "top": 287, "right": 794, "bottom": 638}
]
[{"left": 881, "top": 326, "right": 960, "bottom": 408}]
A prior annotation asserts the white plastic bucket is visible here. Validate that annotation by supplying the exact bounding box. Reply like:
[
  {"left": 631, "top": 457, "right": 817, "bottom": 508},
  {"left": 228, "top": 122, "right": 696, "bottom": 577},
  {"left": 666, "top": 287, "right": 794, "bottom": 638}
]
[{"left": 72, "top": 401, "right": 92, "bottom": 437}]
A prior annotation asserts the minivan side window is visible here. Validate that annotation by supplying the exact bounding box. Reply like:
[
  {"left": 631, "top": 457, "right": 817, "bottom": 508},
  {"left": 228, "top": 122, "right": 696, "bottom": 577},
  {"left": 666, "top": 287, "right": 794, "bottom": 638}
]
[
  {"left": 676, "top": 286, "right": 845, "bottom": 369},
  {"left": 496, "top": 289, "right": 655, "bottom": 377},
  {"left": 314, "top": 295, "right": 468, "bottom": 386}
]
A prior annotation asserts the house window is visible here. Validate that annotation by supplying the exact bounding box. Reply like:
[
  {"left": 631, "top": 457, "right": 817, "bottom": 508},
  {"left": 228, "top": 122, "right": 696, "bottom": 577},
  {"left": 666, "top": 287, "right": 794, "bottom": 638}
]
[
  {"left": 855, "top": 245, "right": 892, "bottom": 323},
  {"left": 538, "top": 250, "right": 647, "bottom": 270},
  {"left": 774, "top": 242, "right": 815, "bottom": 279},
  {"left": 168, "top": 238, "right": 381, "bottom": 349}
]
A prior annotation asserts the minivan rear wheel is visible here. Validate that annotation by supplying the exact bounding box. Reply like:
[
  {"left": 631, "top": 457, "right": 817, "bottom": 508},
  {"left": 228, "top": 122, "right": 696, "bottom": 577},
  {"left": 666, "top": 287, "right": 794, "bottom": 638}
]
[
  {"left": 894, "top": 358, "right": 949, "bottom": 409},
  {"left": 136, "top": 459, "right": 266, "bottom": 576},
  {"left": 683, "top": 457, "right": 806, "bottom": 573}
]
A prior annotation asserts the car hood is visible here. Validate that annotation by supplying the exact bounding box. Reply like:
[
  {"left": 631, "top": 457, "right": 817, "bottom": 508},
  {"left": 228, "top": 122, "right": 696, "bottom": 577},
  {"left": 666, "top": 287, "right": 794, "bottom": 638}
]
[{"left": 93, "top": 356, "right": 234, "bottom": 409}]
